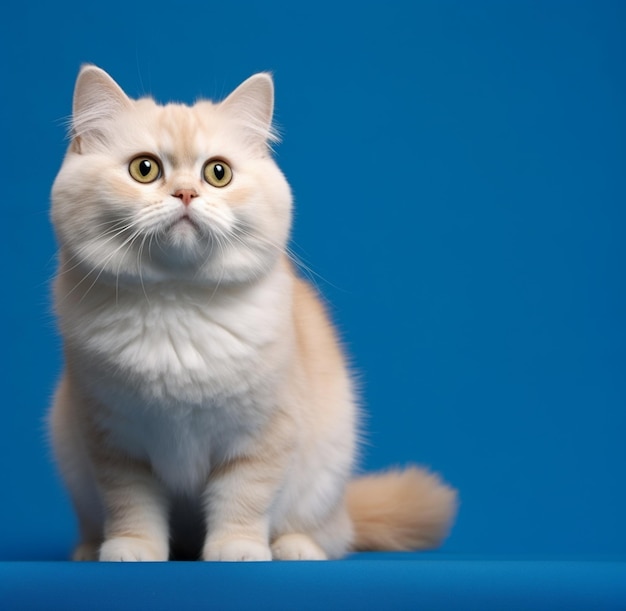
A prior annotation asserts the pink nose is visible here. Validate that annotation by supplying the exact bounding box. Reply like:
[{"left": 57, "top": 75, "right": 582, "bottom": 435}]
[{"left": 173, "top": 188, "right": 198, "bottom": 206}]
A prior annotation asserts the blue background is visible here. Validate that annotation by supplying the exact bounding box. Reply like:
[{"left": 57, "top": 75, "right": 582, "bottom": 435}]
[{"left": 1, "top": 0, "right": 624, "bottom": 561}]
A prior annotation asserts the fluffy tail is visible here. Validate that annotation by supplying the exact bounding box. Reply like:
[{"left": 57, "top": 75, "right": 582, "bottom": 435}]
[{"left": 346, "top": 466, "right": 458, "bottom": 551}]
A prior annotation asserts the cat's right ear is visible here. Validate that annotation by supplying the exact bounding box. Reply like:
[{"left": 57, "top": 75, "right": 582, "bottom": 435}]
[
  {"left": 220, "top": 73, "right": 279, "bottom": 150},
  {"left": 71, "top": 65, "right": 132, "bottom": 153}
]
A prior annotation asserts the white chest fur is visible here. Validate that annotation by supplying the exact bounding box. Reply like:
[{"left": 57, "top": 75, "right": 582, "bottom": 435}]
[{"left": 56, "top": 267, "right": 293, "bottom": 491}]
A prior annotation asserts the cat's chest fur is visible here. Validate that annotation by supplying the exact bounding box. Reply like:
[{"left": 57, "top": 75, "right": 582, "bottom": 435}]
[{"left": 56, "top": 266, "right": 293, "bottom": 491}]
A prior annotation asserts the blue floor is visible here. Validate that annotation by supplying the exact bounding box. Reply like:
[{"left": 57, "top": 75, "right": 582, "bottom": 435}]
[{"left": 2, "top": 555, "right": 625, "bottom": 611}]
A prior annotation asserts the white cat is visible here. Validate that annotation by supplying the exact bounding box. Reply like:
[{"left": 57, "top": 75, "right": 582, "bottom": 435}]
[{"left": 49, "top": 65, "right": 457, "bottom": 561}]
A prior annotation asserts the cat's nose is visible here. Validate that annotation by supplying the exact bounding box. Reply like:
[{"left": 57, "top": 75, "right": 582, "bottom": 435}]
[{"left": 173, "top": 188, "right": 199, "bottom": 206}]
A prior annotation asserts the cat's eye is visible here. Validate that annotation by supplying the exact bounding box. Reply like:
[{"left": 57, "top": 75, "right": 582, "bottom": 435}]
[
  {"left": 203, "top": 159, "right": 232, "bottom": 188},
  {"left": 129, "top": 156, "right": 162, "bottom": 184}
]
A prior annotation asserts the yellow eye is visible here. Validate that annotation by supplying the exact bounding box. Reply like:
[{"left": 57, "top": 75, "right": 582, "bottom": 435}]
[
  {"left": 203, "top": 159, "right": 232, "bottom": 187},
  {"left": 129, "top": 156, "right": 162, "bottom": 183}
]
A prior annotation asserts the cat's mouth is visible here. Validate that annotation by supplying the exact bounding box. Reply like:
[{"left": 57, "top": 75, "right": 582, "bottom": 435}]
[{"left": 167, "top": 214, "right": 201, "bottom": 232}]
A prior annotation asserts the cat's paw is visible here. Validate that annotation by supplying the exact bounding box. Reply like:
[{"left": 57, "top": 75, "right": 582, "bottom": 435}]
[
  {"left": 72, "top": 541, "right": 100, "bottom": 561},
  {"left": 99, "top": 536, "right": 167, "bottom": 562},
  {"left": 271, "top": 534, "right": 327, "bottom": 560},
  {"left": 203, "top": 537, "right": 272, "bottom": 562}
]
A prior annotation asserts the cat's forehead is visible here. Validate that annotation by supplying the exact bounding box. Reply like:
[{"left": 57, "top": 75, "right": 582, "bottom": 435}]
[{"left": 127, "top": 98, "right": 235, "bottom": 163}]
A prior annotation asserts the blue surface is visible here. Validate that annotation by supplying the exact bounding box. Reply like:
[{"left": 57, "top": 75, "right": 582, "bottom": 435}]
[
  {"left": 2, "top": 557, "right": 625, "bottom": 611},
  {"left": 1, "top": 5, "right": 625, "bottom": 609}
]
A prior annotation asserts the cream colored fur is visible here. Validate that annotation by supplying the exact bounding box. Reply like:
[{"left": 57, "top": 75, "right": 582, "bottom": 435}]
[{"left": 49, "top": 65, "right": 457, "bottom": 562}]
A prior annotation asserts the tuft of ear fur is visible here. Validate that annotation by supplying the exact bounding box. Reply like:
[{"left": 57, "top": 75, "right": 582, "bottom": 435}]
[
  {"left": 71, "top": 64, "right": 132, "bottom": 152},
  {"left": 220, "top": 73, "right": 280, "bottom": 149},
  {"left": 346, "top": 466, "right": 458, "bottom": 551}
]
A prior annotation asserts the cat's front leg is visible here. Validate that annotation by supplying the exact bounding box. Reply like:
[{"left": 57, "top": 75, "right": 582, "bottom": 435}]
[
  {"left": 202, "top": 448, "right": 287, "bottom": 562},
  {"left": 97, "top": 459, "right": 170, "bottom": 562}
]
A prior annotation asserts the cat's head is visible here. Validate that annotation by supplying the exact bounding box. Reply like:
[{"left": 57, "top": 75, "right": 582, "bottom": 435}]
[{"left": 51, "top": 65, "right": 292, "bottom": 288}]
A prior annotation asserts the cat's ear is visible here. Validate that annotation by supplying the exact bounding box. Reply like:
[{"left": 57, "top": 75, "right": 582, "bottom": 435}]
[
  {"left": 71, "top": 65, "right": 132, "bottom": 153},
  {"left": 220, "top": 73, "right": 279, "bottom": 149}
]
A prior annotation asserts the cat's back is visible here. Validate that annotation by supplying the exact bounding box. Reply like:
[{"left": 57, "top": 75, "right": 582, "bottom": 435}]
[{"left": 291, "top": 273, "right": 356, "bottom": 428}]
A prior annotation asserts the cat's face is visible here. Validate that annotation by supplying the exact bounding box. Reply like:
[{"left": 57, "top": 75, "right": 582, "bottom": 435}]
[{"left": 52, "top": 66, "right": 292, "bottom": 288}]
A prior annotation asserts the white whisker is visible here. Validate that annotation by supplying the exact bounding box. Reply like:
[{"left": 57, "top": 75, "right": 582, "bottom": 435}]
[
  {"left": 137, "top": 231, "right": 150, "bottom": 305},
  {"left": 58, "top": 219, "right": 135, "bottom": 276},
  {"left": 69, "top": 227, "right": 143, "bottom": 302},
  {"left": 232, "top": 221, "right": 341, "bottom": 292}
]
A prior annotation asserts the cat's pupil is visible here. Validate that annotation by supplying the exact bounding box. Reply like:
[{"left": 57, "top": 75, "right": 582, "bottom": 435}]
[
  {"left": 214, "top": 164, "right": 225, "bottom": 180},
  {"left": 139, "top": 160, "right": 152, "bottom": 176}
]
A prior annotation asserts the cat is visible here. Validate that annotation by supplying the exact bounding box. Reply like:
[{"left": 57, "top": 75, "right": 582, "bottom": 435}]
[{"left": 49, "top": 65, "right": 457, "bottom": 562}]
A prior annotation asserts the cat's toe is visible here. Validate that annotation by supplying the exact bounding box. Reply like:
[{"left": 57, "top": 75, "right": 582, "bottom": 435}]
[
  {"left": 203, "top": 537, "right": 272, "bottom": 562},
  {"left": 271, "top": 534, "right": 327, "bottom": 560},
  {"left": 99, "top": 536, "right": 167, "bottom": 562}
]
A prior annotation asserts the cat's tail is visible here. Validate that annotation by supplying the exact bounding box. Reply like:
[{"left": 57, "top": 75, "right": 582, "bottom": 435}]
[{"left": 346, "top": 466, "right": 458, "bottom": 551}]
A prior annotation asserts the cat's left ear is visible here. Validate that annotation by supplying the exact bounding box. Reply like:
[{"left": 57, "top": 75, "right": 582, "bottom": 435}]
[
  {"left": 71, "top": 65, "right": 133, "bottom": 153},
  {"left": 220, "top": 73, "right": 279, "bottom": 148}
]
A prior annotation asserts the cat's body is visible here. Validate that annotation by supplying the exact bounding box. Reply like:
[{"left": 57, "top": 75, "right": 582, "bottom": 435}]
[{"left": 49, "top": 66, "right": 456, "bottom": 561}]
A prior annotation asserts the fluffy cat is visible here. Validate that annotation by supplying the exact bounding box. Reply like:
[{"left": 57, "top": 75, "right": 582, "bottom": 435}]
[{"left": 49, "top": 65, "right": 457, "bottom": 562}]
